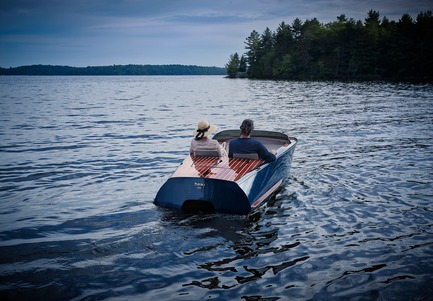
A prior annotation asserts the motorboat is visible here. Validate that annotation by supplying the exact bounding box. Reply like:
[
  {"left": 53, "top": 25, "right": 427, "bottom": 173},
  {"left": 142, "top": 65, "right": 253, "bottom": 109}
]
[{"left": 154, "top": 130, "right": 297, "bottom": 214}]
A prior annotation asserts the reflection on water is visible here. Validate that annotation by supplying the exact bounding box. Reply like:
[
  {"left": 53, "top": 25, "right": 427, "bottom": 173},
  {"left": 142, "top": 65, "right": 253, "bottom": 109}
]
[{"left": 0, "top": 76, "right": 432, "bottom": 300}]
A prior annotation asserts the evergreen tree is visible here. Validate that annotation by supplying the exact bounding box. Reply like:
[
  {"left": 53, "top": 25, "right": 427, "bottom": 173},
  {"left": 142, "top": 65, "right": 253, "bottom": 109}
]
[
  {"left": 225, "top": 53, "right": 240, "bottom": 78},
  {"left": 244, "top": 30, "right": 261, "bottom": 77},
  {"left": 239, "top": 55, "right": 247, "bottom": 73},
  {"left": 274, "top": 21, "right": 293, "bottom": 59},
  {"left": 258, "top": 27, "right": 276, "bottom": 78},
  {"left": 291, "top": 18, "right": 303, "bottom": 41},
  {"left": 415, "top": 11, "right": 433, "bottom": 80}
]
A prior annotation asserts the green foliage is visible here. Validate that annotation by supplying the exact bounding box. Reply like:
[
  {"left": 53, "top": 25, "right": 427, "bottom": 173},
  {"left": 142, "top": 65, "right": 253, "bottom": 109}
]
[
  {"left": 225, "top": 53, "right": 248, "bottom": 78},
  {"left": 239, "top": 55, "right": 247, "bottom": 73},
  {"left": 225, "top": 53, "right": 240, "bottom": 78},
  {"left": 0, "top": 64, "right": 227, "bottom": 76},
  {"left": 227, "top": 10, "right": 433, "bottom": 82}
]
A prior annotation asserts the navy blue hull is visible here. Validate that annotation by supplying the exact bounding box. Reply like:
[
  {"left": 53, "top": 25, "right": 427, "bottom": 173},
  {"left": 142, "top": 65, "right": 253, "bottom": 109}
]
[{"left": 155, "top": 177, "right": 251, "bottom": 214}]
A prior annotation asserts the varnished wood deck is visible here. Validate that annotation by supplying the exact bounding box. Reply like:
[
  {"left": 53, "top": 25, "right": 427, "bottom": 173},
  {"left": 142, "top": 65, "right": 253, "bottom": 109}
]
[{"left": 172, "top": 156, "right": 265, "bottom": 182}]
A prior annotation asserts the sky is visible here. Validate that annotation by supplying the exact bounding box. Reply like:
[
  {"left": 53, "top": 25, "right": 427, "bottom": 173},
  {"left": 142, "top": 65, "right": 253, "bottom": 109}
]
[{"left": 0, "top": 0, "right": 431, "bottom": 68}]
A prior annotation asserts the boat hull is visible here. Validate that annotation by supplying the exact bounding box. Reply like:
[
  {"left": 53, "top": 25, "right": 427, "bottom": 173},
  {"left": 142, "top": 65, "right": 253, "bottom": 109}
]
[{"left": 155, "top": 177, "right": 252, "bottom": 214}]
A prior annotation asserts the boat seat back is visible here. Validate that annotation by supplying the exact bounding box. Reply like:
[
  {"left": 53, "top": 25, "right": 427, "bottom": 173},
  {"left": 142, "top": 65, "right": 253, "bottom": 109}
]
[
  {"left": 194, "top": 149, "right": 220, "bottom": 157},
  {"left": 233, "top": 153, "right": 260, "bottom": 160}
]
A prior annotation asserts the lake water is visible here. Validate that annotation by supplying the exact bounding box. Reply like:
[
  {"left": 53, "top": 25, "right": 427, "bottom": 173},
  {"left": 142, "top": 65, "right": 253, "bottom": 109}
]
[{"left": 0, "top": 76, "right": 432, "bottom": 300}]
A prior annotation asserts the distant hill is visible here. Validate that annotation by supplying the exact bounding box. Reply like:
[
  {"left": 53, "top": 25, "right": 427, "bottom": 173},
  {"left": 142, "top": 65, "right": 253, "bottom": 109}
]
[{"left": 0, "top": 64, "right": 227, "bottom": 76}]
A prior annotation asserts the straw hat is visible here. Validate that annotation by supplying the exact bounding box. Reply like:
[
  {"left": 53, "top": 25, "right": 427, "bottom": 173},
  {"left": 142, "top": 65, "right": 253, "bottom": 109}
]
[{"left": 193, "top": 120, "right": 217, "bottom": 139}]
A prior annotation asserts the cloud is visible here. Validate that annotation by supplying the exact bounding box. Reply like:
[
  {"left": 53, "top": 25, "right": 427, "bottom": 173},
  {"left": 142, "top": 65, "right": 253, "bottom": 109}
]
[{"left": 0, "top": 0, "right": 431, "bottom": 67}]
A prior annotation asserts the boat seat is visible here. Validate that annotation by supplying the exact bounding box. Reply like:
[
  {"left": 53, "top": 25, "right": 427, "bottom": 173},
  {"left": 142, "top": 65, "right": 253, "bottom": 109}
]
[
  {"left": 233, "top": 153, "right": 260, "bottom": 160},
  {"left": 194, "top": 149, "right": 220, "bottom": 157}
]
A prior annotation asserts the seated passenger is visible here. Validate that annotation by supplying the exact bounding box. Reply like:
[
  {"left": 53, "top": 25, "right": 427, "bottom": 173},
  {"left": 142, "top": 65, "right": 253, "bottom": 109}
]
[
  {"left": 228, "top": 119, "right": 276, "bottom": 163},
  {"left": 190, "top": 120, "right": 226, "bottom": 157}
]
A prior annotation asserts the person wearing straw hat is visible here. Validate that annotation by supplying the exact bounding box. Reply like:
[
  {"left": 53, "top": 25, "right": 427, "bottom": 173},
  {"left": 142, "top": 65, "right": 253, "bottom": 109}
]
[{"left": 190, "top": 120, "right": 226, "bottom": 157}]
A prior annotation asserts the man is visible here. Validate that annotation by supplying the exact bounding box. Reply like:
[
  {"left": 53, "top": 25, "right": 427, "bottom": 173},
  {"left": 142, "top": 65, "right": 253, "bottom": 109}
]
[{"left": 228, "top": 119, "right": 276, "bottom": 163}]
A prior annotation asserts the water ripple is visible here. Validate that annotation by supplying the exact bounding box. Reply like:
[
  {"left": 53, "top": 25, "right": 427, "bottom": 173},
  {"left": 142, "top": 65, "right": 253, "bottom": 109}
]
[{"left": 0, "top": 77, "right": 432, "bottom": 300}]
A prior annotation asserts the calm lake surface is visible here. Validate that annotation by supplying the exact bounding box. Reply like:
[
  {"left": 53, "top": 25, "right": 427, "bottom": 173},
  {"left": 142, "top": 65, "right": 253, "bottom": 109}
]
[{"left": 0, "top": 76, "right": 432, "bottom": 300}]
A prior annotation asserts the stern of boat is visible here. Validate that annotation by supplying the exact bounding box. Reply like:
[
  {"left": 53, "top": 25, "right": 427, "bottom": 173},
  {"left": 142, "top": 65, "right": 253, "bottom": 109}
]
[{"left": 154, "top": 177, "right": 252, "bottom": 214}]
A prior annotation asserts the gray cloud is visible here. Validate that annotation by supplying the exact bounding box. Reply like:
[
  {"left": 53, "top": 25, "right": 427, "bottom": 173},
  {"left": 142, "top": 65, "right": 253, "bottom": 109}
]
[{"left": 1, "top": 0, "right": 431, "bottom": 67}]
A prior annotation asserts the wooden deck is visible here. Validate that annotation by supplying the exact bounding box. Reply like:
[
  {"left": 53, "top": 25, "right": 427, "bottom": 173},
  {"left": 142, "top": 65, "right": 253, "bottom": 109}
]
[{"left": 172, "top": 156, "right": 265, "bottom": 182}]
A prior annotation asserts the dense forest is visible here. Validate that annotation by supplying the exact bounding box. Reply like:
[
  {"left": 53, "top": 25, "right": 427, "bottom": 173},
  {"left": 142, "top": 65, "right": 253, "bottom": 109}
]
[
  {"left": 0, "top": 64, "right": 226, "bottom": 76},
  {"left": 226, "top": 10, "right": 433, "bottom": 82}
]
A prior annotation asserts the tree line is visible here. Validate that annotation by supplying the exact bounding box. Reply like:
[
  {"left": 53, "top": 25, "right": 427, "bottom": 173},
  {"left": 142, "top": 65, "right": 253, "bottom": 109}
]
[
  {"left": 0, "top": 64, "right": 226, "bottom": 76},
  {"left": 226, "top": 10, "right": 433, "bottom": 82}
]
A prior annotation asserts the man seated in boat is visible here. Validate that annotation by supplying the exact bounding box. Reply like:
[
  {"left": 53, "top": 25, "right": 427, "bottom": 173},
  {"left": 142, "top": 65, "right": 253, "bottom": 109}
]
[
  {"left": 228, "top": 119, "right": 276, "bottom": 163},
  {"left": 190, "top": 120, "right": 226, "bottom": 157}
]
